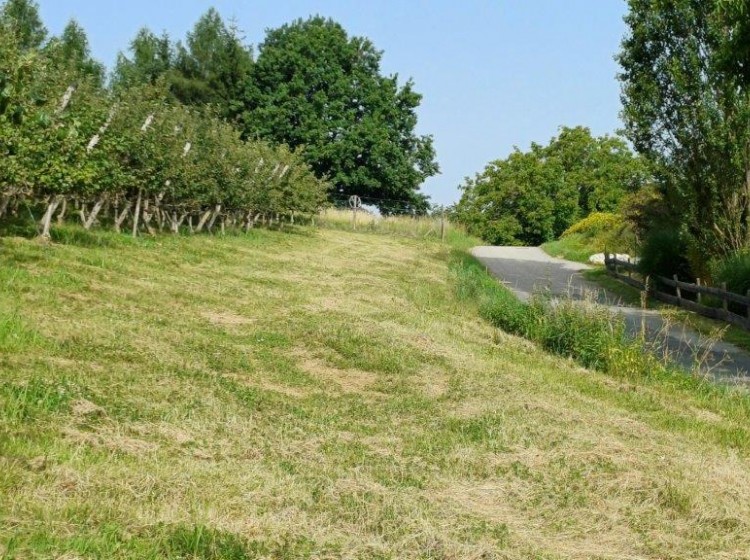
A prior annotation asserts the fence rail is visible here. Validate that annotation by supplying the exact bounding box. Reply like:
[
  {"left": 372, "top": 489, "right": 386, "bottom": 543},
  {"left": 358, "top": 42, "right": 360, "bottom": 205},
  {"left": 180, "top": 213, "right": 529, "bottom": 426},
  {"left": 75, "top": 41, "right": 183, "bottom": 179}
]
[{"left": 604, "top": 253, "right": 750, "bottom": 330}]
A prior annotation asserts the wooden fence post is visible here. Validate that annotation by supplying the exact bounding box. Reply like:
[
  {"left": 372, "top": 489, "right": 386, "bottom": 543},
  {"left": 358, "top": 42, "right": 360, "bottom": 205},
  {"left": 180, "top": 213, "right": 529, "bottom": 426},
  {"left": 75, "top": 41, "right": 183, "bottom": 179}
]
[
  {"left": 696, "top": 278, "right": 702, "bottom": 304},
  {"left": 674, "top": 275, "right": 681, "bottom": 302},
  {"left": 722, "top": 282, "right": 728, "bottom": 312}
]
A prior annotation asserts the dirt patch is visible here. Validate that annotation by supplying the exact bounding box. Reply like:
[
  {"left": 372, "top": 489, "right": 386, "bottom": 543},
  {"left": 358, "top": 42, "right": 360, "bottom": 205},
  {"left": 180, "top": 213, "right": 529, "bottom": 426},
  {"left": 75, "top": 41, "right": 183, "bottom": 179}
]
[
  {"left": 298, "top": 355, "right": 377, "bottom": 394},
  {"left": 202, "top": 311, "right": 254, "bottom": 326},
  {"left": 62, "top": 426, "right": 157, "bottom": 455},
  {"left": 417, "top": 368, "right": 450, "bottom": 399},
  {"left": 71, "top": 398, "right": 106, "bottom": 418}
]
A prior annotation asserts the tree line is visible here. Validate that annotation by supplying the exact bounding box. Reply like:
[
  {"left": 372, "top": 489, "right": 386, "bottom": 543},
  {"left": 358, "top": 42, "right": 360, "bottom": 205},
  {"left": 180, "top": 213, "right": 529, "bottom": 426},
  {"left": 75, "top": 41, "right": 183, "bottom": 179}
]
[
  {"left": 105, "top": 5, "right": 437, "bottom": 214},
  {"left": 0, "top": 0, "right": 438, "bottom": 239}
]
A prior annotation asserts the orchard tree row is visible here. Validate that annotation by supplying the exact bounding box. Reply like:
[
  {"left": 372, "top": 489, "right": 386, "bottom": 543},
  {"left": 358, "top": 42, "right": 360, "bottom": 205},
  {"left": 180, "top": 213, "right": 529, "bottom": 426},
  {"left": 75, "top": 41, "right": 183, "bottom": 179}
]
[
  {"left": 0, "top": 32, "right": 325, "bottom": 237},
  {"left": 0, "top": 1, "right": 329, "bottom": 237}
]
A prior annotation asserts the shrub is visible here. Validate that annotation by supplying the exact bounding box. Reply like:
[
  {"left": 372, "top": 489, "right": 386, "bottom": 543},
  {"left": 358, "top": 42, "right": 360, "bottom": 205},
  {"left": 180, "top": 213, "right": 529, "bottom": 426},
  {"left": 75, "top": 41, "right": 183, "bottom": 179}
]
[
  {"left": 713, "top": 251, "right": 750, "bottom": 297},
  {"left": 638, "top": 228, "right": 693, "bottom": 281},
  {"left": 562, "top": 212, "right": 623, "bottom": 237}
]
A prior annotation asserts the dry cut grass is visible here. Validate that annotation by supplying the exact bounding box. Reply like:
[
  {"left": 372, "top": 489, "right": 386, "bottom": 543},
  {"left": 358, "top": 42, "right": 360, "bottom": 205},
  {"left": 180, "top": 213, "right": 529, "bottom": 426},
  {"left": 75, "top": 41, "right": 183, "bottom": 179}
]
[{"left": 1, "top": 226, "right": 750, "bottom": 559}]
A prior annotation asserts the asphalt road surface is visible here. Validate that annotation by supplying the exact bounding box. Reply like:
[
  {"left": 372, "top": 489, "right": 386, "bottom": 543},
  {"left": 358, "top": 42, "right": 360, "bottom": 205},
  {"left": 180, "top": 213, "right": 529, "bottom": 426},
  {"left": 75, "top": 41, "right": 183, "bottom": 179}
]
[{"left": 472, "top": 246, "right": 750, "bottom": 385}]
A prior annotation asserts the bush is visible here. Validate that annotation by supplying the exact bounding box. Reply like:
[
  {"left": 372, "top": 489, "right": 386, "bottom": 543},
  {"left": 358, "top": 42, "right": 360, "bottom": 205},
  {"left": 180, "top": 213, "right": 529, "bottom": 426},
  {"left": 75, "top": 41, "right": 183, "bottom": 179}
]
[
  {"left": 713, "top": 251, "right": 750, "bottom": 297},
  {"left": 638, "top": 228, "right": 693, "bottom": 281},
  {"left": 562, "top": 212, "right": 623, "bottom": 237}
]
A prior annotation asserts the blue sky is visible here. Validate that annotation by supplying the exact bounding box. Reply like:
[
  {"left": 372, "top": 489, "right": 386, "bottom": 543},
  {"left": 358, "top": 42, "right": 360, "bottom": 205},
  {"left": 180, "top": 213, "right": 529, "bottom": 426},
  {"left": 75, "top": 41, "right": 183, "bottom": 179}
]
[{"left": 37, "top": 0, "right": 629, "bottom": 207}]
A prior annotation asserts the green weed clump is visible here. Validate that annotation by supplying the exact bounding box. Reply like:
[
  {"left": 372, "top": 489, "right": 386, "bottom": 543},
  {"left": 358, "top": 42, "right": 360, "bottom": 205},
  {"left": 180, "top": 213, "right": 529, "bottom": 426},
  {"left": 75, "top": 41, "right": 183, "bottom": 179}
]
[{"left": 453, "top": 253, "right": 665, "bottom": 379}]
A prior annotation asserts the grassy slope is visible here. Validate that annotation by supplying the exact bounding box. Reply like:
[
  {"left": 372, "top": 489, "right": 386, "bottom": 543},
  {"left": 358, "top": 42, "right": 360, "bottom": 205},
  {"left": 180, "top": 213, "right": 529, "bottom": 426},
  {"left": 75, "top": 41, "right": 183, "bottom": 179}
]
[
  {"left": 541, "top": 233, "right": 597, "bottom": 264},
  {"left": 2, "top": 228, "right": 750, "bottom": 559}
]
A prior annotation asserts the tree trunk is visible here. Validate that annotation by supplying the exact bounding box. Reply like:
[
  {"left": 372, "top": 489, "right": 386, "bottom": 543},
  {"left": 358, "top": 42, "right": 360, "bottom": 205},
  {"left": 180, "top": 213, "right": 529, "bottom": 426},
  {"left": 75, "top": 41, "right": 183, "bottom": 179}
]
[
  {"left": 142, "top": 199, "right": 156, "bottom": 235},
  {"left": 0, "top": 191, "right": 12, "bottom": 220},
  {"left": 56, "top": 197, "right": 67, "bottom": 224},
  {"left": 132, "top": 189, "right": 142, "bottom": 238},
  {"left": 207, "top": 204, "right": 222, "bottom": 232},
  {"left": 39, "top": 196, "right": 63, "bottom": 239},
  {"left": 83, "top": 196, "right": 106, "bottom": 230},
  {"left": 78, "top": 204, "right": 88, "bottom": 226},
  {"left": 195, "top": 209, "right": 212, "bottom": 233},
  {"left": 170, "top": 211, "right": 187, "bottom": 234},
  {"left": 114, "top": 201, "right": 131, "bottom": 233}
]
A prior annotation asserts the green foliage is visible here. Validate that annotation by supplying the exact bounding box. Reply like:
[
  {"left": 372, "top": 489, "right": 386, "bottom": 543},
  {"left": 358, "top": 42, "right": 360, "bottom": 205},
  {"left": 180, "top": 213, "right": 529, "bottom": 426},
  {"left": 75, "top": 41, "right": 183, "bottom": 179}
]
[
  {"left": 562, "top": 212, "right": 623, "bottom": 237},
  {"left": 112, "top": 28, "right": 173, "bottom": 90},
  {"left": 0, "top": 12, "right": 328, "bottom": 236},
  {"left": 0, "top": 0, "right": 46, "bottom": 50},
  {"left": 242, "top": 16, "right": 438, "bottom": 214},
  {"left": 171, "top": 9, "right": 252, "bottom": 121},
  {"left": 112, "top": 10, "right": 252, "bottom": 123},
  {"left": 452, "top": 253, "right": 665, "bottom": 379},
  {"left": 45, "top": 19, "right": 105, "bottom": 85},
  {"left": 543, "top": 212, "right": 636, "bottom": 263},
  {"left": 453, "top": 127, "right": 646, "bottom": 246},
  {"left": 545, "top": 126, "right": 649, "bottom": 214},
  {"left": 618, "top": 0, "right": 750, "bottom": 260},
  {"left": 639, "top": 229, "right": 693, "bottom": 282},
  {"left": 712, "top": 251, "right": 750, "bottom": 297}
]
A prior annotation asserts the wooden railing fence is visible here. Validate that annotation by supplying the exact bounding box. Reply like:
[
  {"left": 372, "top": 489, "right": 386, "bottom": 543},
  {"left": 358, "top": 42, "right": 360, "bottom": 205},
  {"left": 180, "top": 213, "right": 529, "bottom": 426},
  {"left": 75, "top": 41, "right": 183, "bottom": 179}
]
[{"left": 604, "top": 253, "right": 750, "bottom": 330}]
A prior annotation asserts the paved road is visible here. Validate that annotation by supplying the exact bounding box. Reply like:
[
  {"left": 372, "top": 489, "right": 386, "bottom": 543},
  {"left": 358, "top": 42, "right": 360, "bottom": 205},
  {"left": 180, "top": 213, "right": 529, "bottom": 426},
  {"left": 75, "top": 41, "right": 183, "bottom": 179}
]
[{"left": 472, "top": 246, "right": 750, "bottom": 385}]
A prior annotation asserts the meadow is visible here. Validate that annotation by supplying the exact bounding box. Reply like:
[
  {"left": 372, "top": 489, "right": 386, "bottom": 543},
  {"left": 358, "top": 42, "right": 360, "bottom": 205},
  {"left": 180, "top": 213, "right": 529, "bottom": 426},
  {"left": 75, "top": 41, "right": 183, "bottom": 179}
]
[{"left": 1, "top": 225, "right": 749, "bottom": 559}]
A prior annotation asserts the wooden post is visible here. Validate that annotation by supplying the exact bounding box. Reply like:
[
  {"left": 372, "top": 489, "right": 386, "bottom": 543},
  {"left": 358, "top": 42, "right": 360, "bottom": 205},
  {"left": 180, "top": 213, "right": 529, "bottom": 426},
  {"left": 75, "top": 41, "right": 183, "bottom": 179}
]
[
  {"left": 674, "top": 275, "right": 681, "bottom": 301},
  {"left": 352, "top": 206, "right": 357, "bottom": 230},
  {"left": 628, "top": 257, "right": 632, "bottom": 279},
  {"left": 696, "top": 278, "right": 702, "bottom": 305},
  {"left": 440, "top": 212, "right": 446, "bottom": 241},
  {"left": 722, "top": 282, "right": 728, "bottom": 312}
]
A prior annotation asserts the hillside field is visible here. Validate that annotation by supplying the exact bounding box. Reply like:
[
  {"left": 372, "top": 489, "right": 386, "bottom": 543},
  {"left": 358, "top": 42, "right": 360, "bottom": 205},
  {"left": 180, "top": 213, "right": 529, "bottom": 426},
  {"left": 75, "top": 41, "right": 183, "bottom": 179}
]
[{"left": 1, "top": 227, "right": 750, "bottom": 559}]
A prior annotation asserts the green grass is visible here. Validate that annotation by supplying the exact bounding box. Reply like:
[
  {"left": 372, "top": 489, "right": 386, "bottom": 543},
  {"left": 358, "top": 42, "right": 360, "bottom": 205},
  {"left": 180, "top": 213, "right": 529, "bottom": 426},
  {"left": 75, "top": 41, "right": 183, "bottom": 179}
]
[
  {"left": 541, "top": 233, "right": 599, "bottom": 263},
  {"left": 2, "top": 225, "right": 750, "bottom": 558},
  {"left": 582, "top": 268, "right": 646, "bottom": 307}
]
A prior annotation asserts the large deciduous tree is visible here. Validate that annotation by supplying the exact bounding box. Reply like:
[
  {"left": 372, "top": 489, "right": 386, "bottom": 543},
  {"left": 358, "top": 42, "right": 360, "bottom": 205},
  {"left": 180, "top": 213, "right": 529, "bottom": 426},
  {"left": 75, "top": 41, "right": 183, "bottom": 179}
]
[
  {"left": 618, "top": 0, "right": 750, "bottom": 258},
  {"left": 242, "top": 16, "right": 438, "bottom": 214},
  {"left": 453, "top": 127, "right": 646, "bottom": 246}
]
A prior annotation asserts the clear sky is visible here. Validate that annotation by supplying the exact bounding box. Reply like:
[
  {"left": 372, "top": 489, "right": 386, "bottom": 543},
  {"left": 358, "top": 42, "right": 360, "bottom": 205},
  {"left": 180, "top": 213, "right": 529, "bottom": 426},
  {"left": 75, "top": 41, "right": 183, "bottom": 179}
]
[{"left": 36, "top": 0, "right": 629, "bottom": 207}]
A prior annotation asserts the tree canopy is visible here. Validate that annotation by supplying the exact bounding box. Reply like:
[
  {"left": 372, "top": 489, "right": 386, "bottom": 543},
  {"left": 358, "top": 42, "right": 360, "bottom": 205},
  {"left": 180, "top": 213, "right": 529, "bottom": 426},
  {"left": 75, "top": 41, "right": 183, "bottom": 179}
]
[
  {"left": 618, "top": 0, "right": 750, "bottom": 258},
  {"left": 112, "top": 9, "right": 253, "bottom": 122},
  {"left": 241, "top": 16, "right": 438, "bottom": 214},
  {"left": 45, "top": 19, "right": 106, "bottom": 85},
  {"left": 0, "top": 0, "right": 46, "bottom": 50},
  {"left": 453, "top": 127, "right": 646, "bottom": 246}
]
